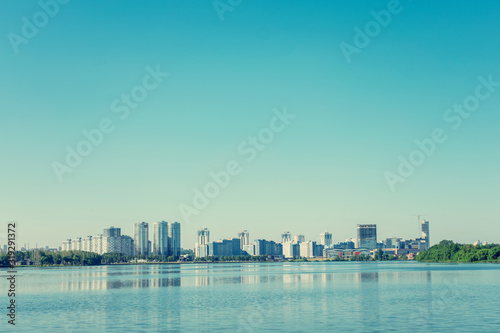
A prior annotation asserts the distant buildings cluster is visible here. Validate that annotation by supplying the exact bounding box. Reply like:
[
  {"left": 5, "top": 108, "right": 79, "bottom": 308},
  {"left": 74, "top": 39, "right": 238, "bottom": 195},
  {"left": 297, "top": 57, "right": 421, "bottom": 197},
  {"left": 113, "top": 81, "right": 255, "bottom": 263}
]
[
  {"left": 61, "top": 221, "right": 181, "bottom": 257},
  {"left": 62, "top": 227, "right": 134, "bottom": 255},
  {"left": 195, "top": 220, "right": 430, "bottom": 259}
]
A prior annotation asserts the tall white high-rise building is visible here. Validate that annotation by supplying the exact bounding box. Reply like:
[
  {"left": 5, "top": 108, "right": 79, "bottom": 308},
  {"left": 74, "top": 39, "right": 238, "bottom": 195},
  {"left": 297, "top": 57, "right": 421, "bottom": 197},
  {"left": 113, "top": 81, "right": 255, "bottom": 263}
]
[
  {"left": 120, "top": 236, "right": 134, "bottom": 256},
  {"left": 320, "top": 232, "right": 333, "bottom": 247},
  {"left": 92, "top": 234, "right": 106, "bottom": 254},
  {"left": 300, "top": 241, "right": 316, "bottom": 258},
  {"left": 195, "top": 227, "right": 210, "bottom": 257},
  {"left": 198, "top": 227, "right": 210, "bottom": 245},
  {"left": 82, "top": 236, "right": 93, "bottom": 252},
  {"left": 168, "top": 222, "right": 181, "bottom": 256},
  {"left": 294, "top": 235, "right": 305, "bottom": 243},
  {"left": 72, "top": 237, "right": 82, "bottom": 251},
  {"left": 106, "top": 234, "right": 120, "bottom": 253},
  {"left": 153, "top": 221, "right": 169, "bottom": 255},
  {"left": 421, "top": 220, "right": 430, "bottom": 250},
  {"left": 134, "top": 222, "right": 149, "bottom": 255},
  {"left": 61, "top": 239, "right": 71, "bottom": 251},
  {"left": 282, "top": 241, "right": 300, "bottom": 259},
  {"left": 281, "top": 231, "right": 292, "bottom": 243},
  {"left": 238, "top": 230, "right": 250, "bottom": 249},
  {"left": 103, "top": 227, "right": 121, "bottom": 238}
]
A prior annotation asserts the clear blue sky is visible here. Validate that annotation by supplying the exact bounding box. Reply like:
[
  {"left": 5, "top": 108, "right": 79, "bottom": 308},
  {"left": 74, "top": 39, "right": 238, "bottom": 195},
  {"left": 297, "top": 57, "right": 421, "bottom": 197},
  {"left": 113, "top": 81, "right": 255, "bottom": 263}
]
[{"left": 1, "top": 0, "right": 499, "bottom": 249}]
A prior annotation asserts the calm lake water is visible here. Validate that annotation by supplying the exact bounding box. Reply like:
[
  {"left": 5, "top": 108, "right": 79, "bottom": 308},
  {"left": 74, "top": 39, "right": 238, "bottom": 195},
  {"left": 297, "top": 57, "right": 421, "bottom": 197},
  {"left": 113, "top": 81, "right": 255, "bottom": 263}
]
[{"left": 2, "top": 261, "right": 500, "bottom": 332}]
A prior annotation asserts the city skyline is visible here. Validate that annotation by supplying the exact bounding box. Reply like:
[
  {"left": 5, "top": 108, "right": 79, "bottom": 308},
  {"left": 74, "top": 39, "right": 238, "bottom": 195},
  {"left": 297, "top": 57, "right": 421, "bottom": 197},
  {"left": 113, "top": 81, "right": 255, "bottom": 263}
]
[
  {"left": 0, "top": 215, "right": 444, "bottom": 252},
  {"left": 2, "top": 1, "right": 499, "bottom": 332},
  {"left": 58, "top": 221, "right": 181, "bottom": 258},
  {"left": 50, "top": 218, "right": 431, "bottom": 254},
  {"left": 194, "top": 220, "right": 429, "bottom": 259},
  {"left": 2, "top": 1, "right": 499, "bottom": 249},
  {"left": 4, "top": 211, "right": 494, "bottom": 250}
]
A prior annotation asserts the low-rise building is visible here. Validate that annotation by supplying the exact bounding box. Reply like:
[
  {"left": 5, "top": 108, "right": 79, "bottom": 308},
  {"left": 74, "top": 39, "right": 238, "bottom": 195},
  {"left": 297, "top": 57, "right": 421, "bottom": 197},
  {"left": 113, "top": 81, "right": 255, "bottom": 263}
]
[
  {"left": 242, "top": 244, "right": 255, "bottom": 256},
  {"left": 61, "top": 227, "right": 134, "bottom": 256},
  {"left": 254, "top": 239, "right": 282, "bottom": 256},
  {"left": 208, "top": 238, "right": 241, "bottom": 257}
]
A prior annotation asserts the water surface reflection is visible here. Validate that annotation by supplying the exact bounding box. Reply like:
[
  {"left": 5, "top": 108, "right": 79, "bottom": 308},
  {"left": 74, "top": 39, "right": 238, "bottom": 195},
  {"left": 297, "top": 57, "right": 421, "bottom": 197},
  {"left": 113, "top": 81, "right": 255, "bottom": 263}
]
[{"left": 12, "top": 262, "right": 498, "bottom": 293}]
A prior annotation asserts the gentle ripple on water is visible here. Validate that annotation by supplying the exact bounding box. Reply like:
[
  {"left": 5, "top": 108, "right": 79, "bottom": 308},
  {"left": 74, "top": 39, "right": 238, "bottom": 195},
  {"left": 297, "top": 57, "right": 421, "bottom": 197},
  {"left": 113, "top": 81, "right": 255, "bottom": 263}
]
[{"left": 1, "top": 261, "right": 499, "bottom": 332}]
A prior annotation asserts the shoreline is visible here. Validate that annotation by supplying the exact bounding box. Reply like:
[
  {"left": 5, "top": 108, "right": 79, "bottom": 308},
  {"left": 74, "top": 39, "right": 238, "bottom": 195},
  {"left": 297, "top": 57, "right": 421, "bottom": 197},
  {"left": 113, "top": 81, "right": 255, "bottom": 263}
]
[
  {"left": 6, "top": 259, "right": 500, "bottom": 269},
  {"left": 1, "top": 259, "right": 426, "bottom": 269},
  {"left": 417, "top": 260, "right": 500, "bottom": 264}
]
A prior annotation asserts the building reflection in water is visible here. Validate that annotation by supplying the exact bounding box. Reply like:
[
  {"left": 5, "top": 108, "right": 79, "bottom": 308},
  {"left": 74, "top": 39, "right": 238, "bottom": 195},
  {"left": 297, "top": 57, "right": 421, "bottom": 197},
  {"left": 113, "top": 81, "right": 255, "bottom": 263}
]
[
  {"left": 419, "top": 270, "right": 432, "bottom": 328},
  {"left": 59, "top": 277, "right": 183, "bottom": 291},
  {"left": 239, "top": 274, "right": 259, "bottom": 285},
  {"left": 195, "top": 275, "right": 210, "bottom": 286},
  {"left": 59, "top": 264, "right": 183, "bottom": 291},
  {"left": 355, "top": 272, "right": 379, "bottom": 282},
  {"left": 141, "top": 277, "right": 181, "bottom": 288},
  {"left": 57, "top": 263, "right": 437, "bottom": 295},
  {"left": 355, "top": 272, "right": 380, "bottom": 330}
]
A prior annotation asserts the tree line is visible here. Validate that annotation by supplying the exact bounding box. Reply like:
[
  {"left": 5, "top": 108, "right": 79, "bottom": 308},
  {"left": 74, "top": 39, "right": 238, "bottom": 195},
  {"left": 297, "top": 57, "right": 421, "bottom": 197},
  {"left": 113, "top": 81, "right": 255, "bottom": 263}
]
[
  {"left": 416, "top": 240, "right": 500, "bottom": 263},
  {"left": 0, "top": 250, "right": 182, "bottom": 267},
  {"left": 0, "top": 250, "right": 273, "bottom": 266}
]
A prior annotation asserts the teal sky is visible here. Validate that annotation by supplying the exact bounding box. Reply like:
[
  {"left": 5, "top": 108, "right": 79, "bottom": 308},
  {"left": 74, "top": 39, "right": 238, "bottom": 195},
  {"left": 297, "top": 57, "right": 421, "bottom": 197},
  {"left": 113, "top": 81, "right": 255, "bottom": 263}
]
[{"left": 1, "top": 1, "right": 499, "bottom": 249}]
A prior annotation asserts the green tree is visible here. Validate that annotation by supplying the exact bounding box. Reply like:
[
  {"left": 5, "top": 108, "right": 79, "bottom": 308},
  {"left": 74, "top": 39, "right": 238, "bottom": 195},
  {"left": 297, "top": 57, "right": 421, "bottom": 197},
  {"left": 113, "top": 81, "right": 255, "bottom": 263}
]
[
  {"left": 0, "top": 254, "right": 10, "bottom": 267},
  {"left": 488, "top": 248, "right": 500, "bottom": 261},
  {"left": 417, "top": 241, "right": 500, "bottom": 263}
]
